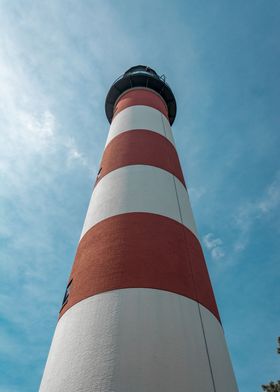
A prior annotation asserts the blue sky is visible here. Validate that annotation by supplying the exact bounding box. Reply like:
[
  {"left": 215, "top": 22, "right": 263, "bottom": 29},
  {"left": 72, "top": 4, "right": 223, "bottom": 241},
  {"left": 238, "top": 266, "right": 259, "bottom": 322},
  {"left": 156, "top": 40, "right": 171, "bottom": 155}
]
[{"left": 0, "top": 1, "right": 279, "bottom": 390}]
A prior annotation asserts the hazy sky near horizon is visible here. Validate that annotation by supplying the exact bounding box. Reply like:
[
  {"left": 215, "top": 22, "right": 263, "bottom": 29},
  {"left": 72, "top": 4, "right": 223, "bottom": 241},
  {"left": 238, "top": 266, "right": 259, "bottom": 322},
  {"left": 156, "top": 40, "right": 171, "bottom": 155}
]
[{"left": 0, "top": 1, "right": 279, "bottom": 391}]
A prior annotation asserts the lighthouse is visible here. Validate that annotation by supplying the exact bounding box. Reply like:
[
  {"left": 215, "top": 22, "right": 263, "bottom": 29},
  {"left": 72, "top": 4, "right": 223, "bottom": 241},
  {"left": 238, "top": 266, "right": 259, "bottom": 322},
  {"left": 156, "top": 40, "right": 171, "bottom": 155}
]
[{"left": 39, "top": 65, "right": 238, "bottom": 391}]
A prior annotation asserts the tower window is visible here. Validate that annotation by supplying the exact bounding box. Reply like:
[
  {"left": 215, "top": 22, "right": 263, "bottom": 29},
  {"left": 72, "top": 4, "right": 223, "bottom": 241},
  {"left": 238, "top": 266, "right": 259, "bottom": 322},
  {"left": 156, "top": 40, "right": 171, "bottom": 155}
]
[
  {"left": 97, "top": 167, "right": 102, "bottom": 178},
  {"left": 61, "top": 279, "right": 73, "bottom": 308}
]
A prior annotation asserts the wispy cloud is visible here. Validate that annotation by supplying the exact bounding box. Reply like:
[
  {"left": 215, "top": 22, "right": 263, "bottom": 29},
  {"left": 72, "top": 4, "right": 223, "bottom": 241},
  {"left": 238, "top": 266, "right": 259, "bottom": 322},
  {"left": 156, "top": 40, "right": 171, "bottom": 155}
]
[
  {"left": 0, "top": 44, "right": 88, "bottom": 196},
  {"left": 202, "top": 173, "right": 280, "bottom": 265},
  {"left": 188, "top": 186, "right": 206, "bottom": 202},
  {"left": 65, "top": 137, "right": 88, "bottom": 167},
  {"left": 257, "top": 174, "right": 280, "bottom": 214},
  {"left": 233, "top": 172, "right": 280, "bottom": 252},
  {"left": 203, "top": 233, "right": 225, "bottom": 261}
]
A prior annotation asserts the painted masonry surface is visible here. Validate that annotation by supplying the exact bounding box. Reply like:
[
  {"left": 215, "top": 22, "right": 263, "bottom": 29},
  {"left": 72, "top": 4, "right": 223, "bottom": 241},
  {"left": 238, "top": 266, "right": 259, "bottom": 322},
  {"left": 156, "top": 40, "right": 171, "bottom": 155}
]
[{"left": 39, "top": 66, "right": 238, "bottom": 392}]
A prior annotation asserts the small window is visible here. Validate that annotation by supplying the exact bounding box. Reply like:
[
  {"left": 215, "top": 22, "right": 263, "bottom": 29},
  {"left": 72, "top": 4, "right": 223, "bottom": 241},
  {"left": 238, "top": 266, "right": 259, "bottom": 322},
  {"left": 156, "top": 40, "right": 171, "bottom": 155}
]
[
  {"left": 61, "top": 279, "right": 73, "bottom": 308},
  {"left": 97, "top": 167, "right": 102, "bottom": 178}
]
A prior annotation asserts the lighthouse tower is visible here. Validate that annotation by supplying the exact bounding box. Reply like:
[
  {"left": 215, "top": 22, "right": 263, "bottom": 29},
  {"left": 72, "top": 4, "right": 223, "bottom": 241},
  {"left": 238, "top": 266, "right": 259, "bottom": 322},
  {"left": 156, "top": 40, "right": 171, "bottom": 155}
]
[{"left": 39, "top": 66, "right": 238, "bottom": 392}]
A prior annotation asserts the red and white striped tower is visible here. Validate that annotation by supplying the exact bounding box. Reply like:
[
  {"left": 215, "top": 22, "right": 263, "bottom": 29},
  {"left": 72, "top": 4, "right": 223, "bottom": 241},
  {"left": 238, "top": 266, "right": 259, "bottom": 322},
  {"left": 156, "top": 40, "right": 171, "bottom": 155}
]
[{"left": 40, "top": 66, "right": 238, "bottom": 392}]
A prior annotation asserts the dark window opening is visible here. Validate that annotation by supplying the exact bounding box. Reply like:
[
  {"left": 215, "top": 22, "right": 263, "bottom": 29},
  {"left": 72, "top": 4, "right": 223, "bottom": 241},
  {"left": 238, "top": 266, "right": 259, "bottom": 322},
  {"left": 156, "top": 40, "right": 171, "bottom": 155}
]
[
  {"left": 61, "top": 279, "right": 73, "bottom": 308},
  {"left": 97, "top": 167, "right": 102, "bottom": 178}
]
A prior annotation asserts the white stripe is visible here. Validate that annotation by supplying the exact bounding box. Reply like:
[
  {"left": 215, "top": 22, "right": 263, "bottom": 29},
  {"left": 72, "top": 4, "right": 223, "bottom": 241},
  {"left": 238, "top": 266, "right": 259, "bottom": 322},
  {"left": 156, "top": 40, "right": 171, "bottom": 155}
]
[
  {"left": 106, "top": 105, "right": 175, "bottom": 147},
  {"left": 39, "top": 291, "right": 119, "bottom": 392},
  {"left": 39, "top": 289, "right": 237, "bottom": 392},
  {"left": 80, "top": 165, "right": 198, "bottom": 240},
  {"left": 200, "top": 305, "right": 239, "bottom": 391}
]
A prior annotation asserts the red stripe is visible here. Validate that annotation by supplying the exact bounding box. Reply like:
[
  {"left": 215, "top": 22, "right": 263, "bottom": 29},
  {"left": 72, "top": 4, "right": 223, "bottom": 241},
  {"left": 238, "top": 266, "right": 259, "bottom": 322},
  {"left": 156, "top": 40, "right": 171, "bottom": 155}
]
[
  {"left": 60, "top": 213, "right": 220, "bottom": 322},
  {"left": 113, "top": 89, "right": 169, "bottom": 120},
  {"left": 96, "top": 130, "right": 186, "bottom": 186}
]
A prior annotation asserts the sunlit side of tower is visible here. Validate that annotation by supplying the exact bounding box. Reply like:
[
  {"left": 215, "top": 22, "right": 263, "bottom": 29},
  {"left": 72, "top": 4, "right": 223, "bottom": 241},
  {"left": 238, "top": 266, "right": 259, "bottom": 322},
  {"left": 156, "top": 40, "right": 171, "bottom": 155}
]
[{"left": 39, "top": 65, "right": 238, "bottom": 392}]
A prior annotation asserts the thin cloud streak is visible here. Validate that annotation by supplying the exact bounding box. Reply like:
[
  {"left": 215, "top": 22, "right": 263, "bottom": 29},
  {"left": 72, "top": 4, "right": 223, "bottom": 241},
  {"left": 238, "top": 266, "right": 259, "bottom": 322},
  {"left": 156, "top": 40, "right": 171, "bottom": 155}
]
[
  {"left": 233, "top": 171, "right": 280, "bottom": 252},
  {"left": 203, "top": 233, "right": 225, "bottom": 261}
]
